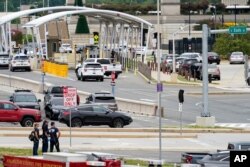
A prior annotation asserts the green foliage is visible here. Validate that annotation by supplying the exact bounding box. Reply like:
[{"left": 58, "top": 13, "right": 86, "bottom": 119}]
[
  {"left": 22, "top": 34, "right": 34, "bottom": 44},
  {"left": 213, "top": 33, "right": 250, "bottom": 59},
  {"left": 75, "top": 15, "right": 90, "bottom": 34},
  {"left": 11, "top": 30, "right": 23, "bottom": 45}
]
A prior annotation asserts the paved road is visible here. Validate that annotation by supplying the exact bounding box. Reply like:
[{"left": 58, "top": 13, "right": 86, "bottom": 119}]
[{"left": 0, "top": 65, "right": 250, "bottom": 127}]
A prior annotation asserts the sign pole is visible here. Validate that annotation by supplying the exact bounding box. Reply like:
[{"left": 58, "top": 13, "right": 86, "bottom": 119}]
[
  {"left": 179, "top": 103, "right": 183, "bottom": 136},
  {"left": 63, "top": 87, "right": 77, "bottom": 149}
]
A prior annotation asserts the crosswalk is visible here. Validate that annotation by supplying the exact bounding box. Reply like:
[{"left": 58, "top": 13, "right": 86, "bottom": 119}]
[{"left": 214, "top": 123, "right": 250, "bottom": 129}]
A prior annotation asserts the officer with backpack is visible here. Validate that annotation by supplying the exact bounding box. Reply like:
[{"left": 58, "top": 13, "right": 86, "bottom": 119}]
[
  {"left": 33, "top": 123, "right": 40, "bottom": 156},
  {"left": 49, "top": 122, "right": 61, "bottom": 152}
]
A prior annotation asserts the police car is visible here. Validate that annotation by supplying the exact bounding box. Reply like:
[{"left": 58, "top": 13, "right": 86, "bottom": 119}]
[{"left": 9, "top": 53, "right": 31, "bottom": 71}]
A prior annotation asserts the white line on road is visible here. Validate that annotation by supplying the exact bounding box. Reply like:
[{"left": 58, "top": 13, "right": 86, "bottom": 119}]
[{"left": 140, "top": 99, "right": 155, "bottom": 102}]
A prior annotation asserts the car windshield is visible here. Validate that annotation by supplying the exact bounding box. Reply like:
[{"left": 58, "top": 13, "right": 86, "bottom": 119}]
[
  {"left": 51, "top": 98, "right": 64, "bottom": 106},
  {"left": 85, "top": 64, "right": 102, "bottom": 68},
  {"left": 95, "top": 96, "right": 115, "bottom": 103},
  {"left": 14, "top": 56, "right": 29, "bottom": 60},
  {"left": 84, "top": 59, "right": 95, "bottom": 63},
  {"left": 0, "top": 54, "right": 9, "bottom": 59},
  {"left": 97, "top": 59, "right": 110, "bottom": 64},
  {"left": 232, "top": 52, "right": 243, "bottom": 55},
  {"left": 15, "top": 94, "right": 37, "bottom": 102},
  {"left": 51, "top": 87, "right": 63, "bottom": 94}
]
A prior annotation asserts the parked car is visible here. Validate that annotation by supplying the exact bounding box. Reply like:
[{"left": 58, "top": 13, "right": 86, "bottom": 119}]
[
  {"left": 44, "top": 86, "right": 79, "bottom": 108},
  {"left": 44, "top": 95, "right": 65, "bottom": 120},
  {"left": 0, "top": 100, "right": 42, "bottom": 127},
  {"left": 76, "top": 45, "right": 84, "bottom": 54},
  {"left": 0, "top": 53, "right": 9, "bottom": 68},
  {"left": 58, "top": 104, "right": 133, "bottom": 128},
  {"left": 227, "top": 141, "right": 250, "bottom": 150},
  {"left": 180, "top": 52, "right": 202, "bottom": 62},
  {"left": 9, "top": 53, "right": 31, "bottom": 72},
  {"left": 9, "top": 90, "right": 41, "bottom": 110},
  {"left": 179, "top": 58, "right": 198, "bottom": 74},
  {"left": 77, "top": 62, "right": 104, "bottom": 81},
  {"left": 196, "top": 63, "right": 221, "bottom": 80},
  {"left": 198, "top": 151, "right": 229, "bottom": 167},
  {"left": 208, "top": 52, "right": 220, "bottom": 65},
  {"left": 85, "top": 92, "right": 118, "bottom": 111},
  {"left": 83, "top": 58, "right": 122, "bottom": 78},
  {"left": 230, "top": 51, "right": 245, "bottom": 64},
  {"left": 59, "top": 43, "right": 72, "bottom": 53},
  {"left": 176, "top": 57, "right": 186, "bottom": 72}
]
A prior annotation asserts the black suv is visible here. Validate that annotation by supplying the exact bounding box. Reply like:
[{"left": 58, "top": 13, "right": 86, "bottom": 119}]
[
  {"left": 10, "top": 90, "right": 41, "bottom": 110},
  {"left": 85, "top": 92, "right": 118, "bottom": 111},
  {"left": 44, "top": 95, "right": 65, "bottom": 120}
]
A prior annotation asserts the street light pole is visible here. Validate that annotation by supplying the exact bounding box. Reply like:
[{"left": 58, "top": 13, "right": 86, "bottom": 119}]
[{"left": 156, "top": 0, "right": 162, "bottom": 162}]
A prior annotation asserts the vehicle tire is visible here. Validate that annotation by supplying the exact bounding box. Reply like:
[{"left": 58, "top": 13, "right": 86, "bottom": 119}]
[
  {"left": 21, "top": 117, "right": 34, "bottom": 127},
  {"left": 10, "top": 67, "right": 14, "bottom": 72},
  {"left": 217, "top": 77, "right": 221, "bottom": 81},
  {"left": 115, "top": 74, "right": 118, "bottom": 79},
  {"left": 76, "top": 73, "right": 80, "bottom": 80},
  {"left": 112, "top": 118, "right": 124, "bottom": 128},
  {"left": 100, "top": 77, "right": 104, "bottom": 82},
  {"left": 217, "top": 62, "right": 220, "bottom": 65},
  {"left": 81, "top": 73, "right": 85, "bottom": 81},
  {"left": 71, "top": 118, "right": 82, "bottom": 127}
]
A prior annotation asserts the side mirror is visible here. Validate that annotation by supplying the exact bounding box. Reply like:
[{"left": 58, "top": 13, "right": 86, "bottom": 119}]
[
  {"left": 37, "top": 99, "right": 41, "bottom": 103},
  {"left": 105, "top": 110, "right": 110, "bottom": 114}
]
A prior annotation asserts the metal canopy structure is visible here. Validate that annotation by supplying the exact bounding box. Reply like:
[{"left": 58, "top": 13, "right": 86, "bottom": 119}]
[
  {"left": 22, "top": 8, "right": 153, "bottom": 64},
  {"left": 23, "top": 9, "right": 153, "bottom": 28},
  {"left": 0, "top": 6, "right": 89, "bottom": 54}
]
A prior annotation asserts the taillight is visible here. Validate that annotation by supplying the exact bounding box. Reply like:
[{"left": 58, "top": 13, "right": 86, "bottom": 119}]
[
  {"left": 84, "top": 69, "right": 87, "bottom": 72},
  {"left": 186, "top": 155, "right": 193, "bottom": 163},
  {"left": 63, "top": 111, "right": 70, "bottom": 116}
]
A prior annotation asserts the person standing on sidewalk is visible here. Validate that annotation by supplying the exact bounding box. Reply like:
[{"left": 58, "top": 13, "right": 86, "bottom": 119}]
[
  {"left": 49, "top": 122, "right": 61, "bottom": 152},
  {"left": 42, "top": 120, "right": 49, "bottom": 153},
  {"left": 33, "top": 123, "right": 40, "bottom": 156}
]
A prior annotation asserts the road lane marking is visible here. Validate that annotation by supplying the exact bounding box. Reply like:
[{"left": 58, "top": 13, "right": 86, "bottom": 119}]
[{"left": 140, "top": 99, "right": 155, "bottom": 102}]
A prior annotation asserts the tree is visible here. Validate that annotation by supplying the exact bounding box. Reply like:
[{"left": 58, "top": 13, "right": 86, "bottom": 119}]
[
  {"left": 75, "top": 0, "right": 90, "bottom": 34},
  {"left": 213, "top": 33, "right": 250, "bottom": 58},
  {"left": 11, "top": 30, "right": 23, "bottom": 45}
]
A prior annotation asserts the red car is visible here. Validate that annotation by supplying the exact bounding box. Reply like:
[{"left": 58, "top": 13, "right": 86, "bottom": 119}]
[{"left": 0, "top": 100, "right": 42, "bottom": 127}]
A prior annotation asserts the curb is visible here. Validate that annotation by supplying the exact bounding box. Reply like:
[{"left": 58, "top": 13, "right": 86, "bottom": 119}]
[
  {"left": 0, "top": 127, "right": 248, "bottom": 133},
  {"left": 0, "top": 133, "right": 198, "bottom": 138}
]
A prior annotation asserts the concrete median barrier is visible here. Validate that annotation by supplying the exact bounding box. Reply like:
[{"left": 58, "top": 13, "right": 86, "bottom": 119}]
[{"left": 0, "top": 74, "right": 157, "bottom": 115}]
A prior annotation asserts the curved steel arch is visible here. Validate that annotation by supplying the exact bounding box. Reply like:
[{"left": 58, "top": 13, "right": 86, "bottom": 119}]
[
  {"left": 0, "top": 6, "right": 90, "bottom": 25},
  {"left": 23, "top": 9, "right": 153, "bottom": 28}
]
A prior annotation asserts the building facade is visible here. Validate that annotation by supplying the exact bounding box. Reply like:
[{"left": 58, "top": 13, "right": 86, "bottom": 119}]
[
  {"left": 222, "top": 0, "right": 248, "bottom": 5},
  {"left": 161, "top": 0, "right": 180, "bottom": 15}
]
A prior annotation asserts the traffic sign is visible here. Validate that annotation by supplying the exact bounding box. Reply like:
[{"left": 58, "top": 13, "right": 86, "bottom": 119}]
[
  {"left": 229, "top": 26, "right": 247, "bottom": 34},
  {"left": 157, "top": 83, "right": 163, "bottom": 92},
  {"left": 63, "top": 87, "right": 77, "bottom": 107}
]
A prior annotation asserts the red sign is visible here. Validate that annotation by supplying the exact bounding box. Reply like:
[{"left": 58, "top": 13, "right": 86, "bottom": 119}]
[
  {"left": 63, "top": 87, "right": 77, "bottom": 107},
  {"left": 3, "top": 155, "right": 65, "bottom": 167}
]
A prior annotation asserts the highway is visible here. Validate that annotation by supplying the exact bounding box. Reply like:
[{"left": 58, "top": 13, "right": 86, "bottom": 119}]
[{"left": 1, "top": 66, "right": 250, "bottom": 127}]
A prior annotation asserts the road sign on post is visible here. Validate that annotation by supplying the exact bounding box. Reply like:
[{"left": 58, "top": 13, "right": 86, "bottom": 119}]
[
  {"left": 229, "top": 26, "right": 247, "bottom": 34},
  {"left": 63, "top": 87, "right": 77, "bottom": 107}
]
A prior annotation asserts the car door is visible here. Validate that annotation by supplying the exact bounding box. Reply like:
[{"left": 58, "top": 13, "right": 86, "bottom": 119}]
[
  {"left": 92, "top": 106, "right": 111, "bottom": 125},
  {"left": 3, "top": 103, "right": 19, "bottom": 122},
  {"left": 78, "top": 106, "right": 96, "bottom": 125},
  {"left": 0, "top": 102, "right": 7, "bottom": 121}
]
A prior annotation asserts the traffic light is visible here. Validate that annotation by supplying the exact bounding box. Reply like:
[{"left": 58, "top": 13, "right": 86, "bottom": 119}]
[
  {"left": 93, "top": 32, "right": 99, "bottom": 45},
  {"left": 178, "top": 89, "right": 184, "bottom": 103}
]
